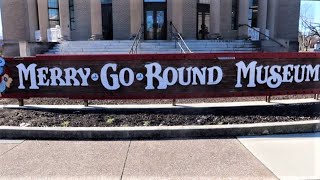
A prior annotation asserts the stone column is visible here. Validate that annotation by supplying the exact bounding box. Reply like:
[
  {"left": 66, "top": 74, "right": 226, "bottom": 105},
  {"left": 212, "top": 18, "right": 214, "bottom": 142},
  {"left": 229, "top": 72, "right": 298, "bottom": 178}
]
[
  {"left": 37, "top": 0, "right": 49, "bottom": 42},
  {"left": 238, "top": 0, "right": 249, "bottom": 38},
  {"left": 26, "top": 0, "right": 39, "bottom": 42},
  {"left": 59, "top": 0, "right": 71, "bottom": 40},
  {"left": 171, "top": 0, "right": 183, "bottom": 33},
  {"left": 130, "top": 0, "right": 143, "bottom": 37},
  {"left": 90, "top": 0, "right": 103, "bottom": 40},
  {"left": 267, "top": 0, "right": 277, "bottom": 38},
  {"left": 210, "top": 0, "right": 221, "bottom": 35},
  {"left": 258, "top": 0, "right": 268, "bottom": 39}
]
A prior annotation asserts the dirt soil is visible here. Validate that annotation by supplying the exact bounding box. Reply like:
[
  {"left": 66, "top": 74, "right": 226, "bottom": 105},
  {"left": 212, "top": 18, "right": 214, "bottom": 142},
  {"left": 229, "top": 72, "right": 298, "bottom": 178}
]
[{"left": 0, "top": 95, "right": 319, "bottom": 127}]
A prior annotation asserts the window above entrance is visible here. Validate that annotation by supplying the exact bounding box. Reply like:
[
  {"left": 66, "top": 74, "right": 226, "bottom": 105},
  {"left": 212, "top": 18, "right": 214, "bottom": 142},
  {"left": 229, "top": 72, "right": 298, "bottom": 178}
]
[
  {"left": 48, "top": 0, "right": 60, "bottom": 28},
  {"left": 144, "top": 0, "right": 166, "bottom": 2},
  {"left": 101, "top": 0, "right": 112, "bottom": 4},
  {"left": 231, "top": 0, "right": 239, "bottom": 30},
  {"left": 198, "top": 0, "right": 210, "bottom": 4},
  {"left": 249, "top": 0, "right": 258, "bottom": 27}
]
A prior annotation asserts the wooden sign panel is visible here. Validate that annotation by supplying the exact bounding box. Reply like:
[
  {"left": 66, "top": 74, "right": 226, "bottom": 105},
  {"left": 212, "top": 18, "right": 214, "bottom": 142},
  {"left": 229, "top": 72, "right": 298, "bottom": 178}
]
[{"left": 0, "top": 53, "right": 319, "bottom": 99}]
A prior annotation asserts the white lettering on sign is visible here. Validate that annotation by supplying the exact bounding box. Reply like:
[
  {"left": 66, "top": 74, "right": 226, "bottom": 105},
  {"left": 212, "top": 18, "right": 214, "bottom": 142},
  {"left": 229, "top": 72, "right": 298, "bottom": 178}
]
[
  {"left": 100, "top": 63, "right": 223, "bottom": 91},
  {"left": 100, "top": 64, "right": 135, "bottom": 90},
  {"left": 15, "top": 61, "right": 319, "bottom": 91},
  {"left": 235, "top": 61, "right": 320, "bottom": 89},
  {"left": 16, "top": 63, "right": 91, "bottom": 89},
  {"left": 145, "top": 63, "right": 167, "bottom": 90},
  {"left": 145, "top": 63, "right": 223, "bottom": 90},
  {"left": 17, "top": 63, "right": 39, "bottom": 89}
]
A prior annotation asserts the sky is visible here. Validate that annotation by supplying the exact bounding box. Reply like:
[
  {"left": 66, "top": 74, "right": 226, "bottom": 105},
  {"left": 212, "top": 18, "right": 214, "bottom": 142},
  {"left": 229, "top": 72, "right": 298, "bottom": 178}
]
[
  {"left": 300, "top": 0, "right": 320, "bottom": 22},
  {"left": 300, "top": 0, "right": 320, "bottom": 32}
]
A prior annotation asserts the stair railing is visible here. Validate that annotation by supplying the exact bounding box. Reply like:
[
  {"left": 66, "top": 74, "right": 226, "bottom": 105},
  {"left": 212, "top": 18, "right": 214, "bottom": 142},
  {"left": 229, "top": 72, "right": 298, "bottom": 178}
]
[
  {"left": 170, "top": 21, "right": 192, "bottom": 53},
  {"left": 169, "top": 22, "right": 193, "bottom": 106},
  {"left": 129, "top": 24, "right": 144, "bottom": 54},
  {"left": 238, "top": 24, "right": 285, "bottom": 48}
]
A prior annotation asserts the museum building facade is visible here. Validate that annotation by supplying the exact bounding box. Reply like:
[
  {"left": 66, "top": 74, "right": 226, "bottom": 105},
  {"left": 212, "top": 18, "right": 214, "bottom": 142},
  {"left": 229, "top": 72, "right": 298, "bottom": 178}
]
[{"left": 1, "top": 0, "right": 301, "bottom": 55}]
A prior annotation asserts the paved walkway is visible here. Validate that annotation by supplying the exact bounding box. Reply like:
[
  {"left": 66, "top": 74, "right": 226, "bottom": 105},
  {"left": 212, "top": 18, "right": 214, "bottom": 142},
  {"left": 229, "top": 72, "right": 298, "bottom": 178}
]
[
  {"left": 0, "top": 133, "right": 319, "bottom": 179},
  {"left": 239, "top": 133, "right": 320, "bottom": 180}
]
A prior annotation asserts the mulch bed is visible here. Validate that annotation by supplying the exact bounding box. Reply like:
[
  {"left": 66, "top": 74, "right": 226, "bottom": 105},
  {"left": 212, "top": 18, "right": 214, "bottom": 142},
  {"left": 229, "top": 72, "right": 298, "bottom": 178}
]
[{"left": 0, "top": 95, "right": 319, "bottom": 127}]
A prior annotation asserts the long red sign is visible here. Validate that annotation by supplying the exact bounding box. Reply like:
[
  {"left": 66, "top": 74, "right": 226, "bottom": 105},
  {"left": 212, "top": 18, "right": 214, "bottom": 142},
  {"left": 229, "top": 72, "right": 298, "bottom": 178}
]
[{"left": 0, "top": 53, "right": 319, "bottom": 99}]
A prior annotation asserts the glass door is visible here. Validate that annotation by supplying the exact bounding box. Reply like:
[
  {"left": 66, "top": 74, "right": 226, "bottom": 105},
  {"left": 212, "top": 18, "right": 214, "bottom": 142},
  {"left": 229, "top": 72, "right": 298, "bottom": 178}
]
[
  {"left": 144, "top": 1, "right": 167, "bottom": 40},
  {"left": 197, "top": 3, "right": 210, "bottom": 40},
  {"left": 101, "top": 0, "right": 113, "bottom": 40}
]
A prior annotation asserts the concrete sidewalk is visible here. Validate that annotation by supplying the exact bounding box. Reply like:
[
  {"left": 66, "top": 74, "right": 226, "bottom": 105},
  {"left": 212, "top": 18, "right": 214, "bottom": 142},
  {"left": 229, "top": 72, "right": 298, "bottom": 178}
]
[
  {"left": 239, "top": 133, "right": 320, "bottom": 180},
  {"left": 0, "top": 138, "right": 276, "bottom": 180},
  {"left": 0, "top": 133, "right": 319, "bottom": 179}
]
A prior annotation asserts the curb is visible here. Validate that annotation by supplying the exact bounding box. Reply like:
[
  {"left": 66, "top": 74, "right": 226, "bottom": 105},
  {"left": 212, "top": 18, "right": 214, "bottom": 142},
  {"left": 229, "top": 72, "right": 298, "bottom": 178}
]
[
  {"left": 0, "top": 120, "right": 319, "bottom": 140},
  {"left": 1, "top": 99, "right": 319, "bottom": 111}
]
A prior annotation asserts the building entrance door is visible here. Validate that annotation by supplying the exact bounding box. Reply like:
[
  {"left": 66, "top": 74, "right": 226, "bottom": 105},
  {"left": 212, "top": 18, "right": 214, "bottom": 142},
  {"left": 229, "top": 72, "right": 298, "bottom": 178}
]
[
  {"left": 144, "top": 1, "right": 167, "bottom": 40},
  {"left": 101, "top": 1, "right": 113, "bottom": 40},
  {"left": 197, "top": 3, "right": 210, "bottom": 40}
]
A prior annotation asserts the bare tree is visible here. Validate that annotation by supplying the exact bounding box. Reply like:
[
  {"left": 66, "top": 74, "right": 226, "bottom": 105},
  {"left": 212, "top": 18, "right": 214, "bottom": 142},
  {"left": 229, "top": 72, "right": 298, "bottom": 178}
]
[
  {"left": 299, "top": 33, "right": 313, "bottom": 51},
  {"left": 301, "top": 18, "right": 320, "bottom": 38},
  {"left": 299, "top": 2, "right": 320, "bottom": 51}
]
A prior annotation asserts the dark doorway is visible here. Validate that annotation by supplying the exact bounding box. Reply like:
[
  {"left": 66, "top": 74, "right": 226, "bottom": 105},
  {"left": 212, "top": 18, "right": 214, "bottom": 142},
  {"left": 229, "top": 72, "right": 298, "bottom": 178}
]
[
  {"left": 101, "top": 1, "right": 113, "bottom": 40},
  {"left": 197, "top": 3, "right": 210, "bottom": 40},
  {"left": 144, "top": 1, "right": 167, "bottom": 40}
]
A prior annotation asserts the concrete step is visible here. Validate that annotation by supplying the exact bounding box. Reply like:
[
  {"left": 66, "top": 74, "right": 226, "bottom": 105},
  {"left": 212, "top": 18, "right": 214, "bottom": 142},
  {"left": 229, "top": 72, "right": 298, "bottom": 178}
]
[
  {"left": 187, "top": 44, "right": 257, "bottom": 47},
  {"left": 190, "top": 48, "right": 259, "bottom": 51},
  {"left": 188, "top": 44, "right": 257, "bottom": 48},
  {"left": 53, "top": 46, "right": 258, "bottom": 51},
  {"left": 58, "top": 45, "right": 133, "bottom": 49},
  {"left": 138, "top": 47, "right": 177, "bottom": 50},
  {"left": 184, "top": 40, "right": 248, "bottom": 42},
  {"left": 47, "top": 52, "right": 133, "bottom": 55},
  {"left": 62, "top": 40, "right": 133, "bottom": 44},
  {"left": 47, "top": 40, "right": 261, "bottom": 54},
  {"left": 51, "top": 49, "right": 131, "bottom": 53}
]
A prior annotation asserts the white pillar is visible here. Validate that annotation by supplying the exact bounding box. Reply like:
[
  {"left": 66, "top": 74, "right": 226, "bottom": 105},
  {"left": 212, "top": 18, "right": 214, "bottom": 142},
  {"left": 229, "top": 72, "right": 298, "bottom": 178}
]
[
  {"left": 267, "top": 0, "right": 277, "bottom": 38},
  {"left": 238, "top": 0, "right": 249, "bottom": 38},
  {"left": 210, "top": 0, "right": 221, "bottom": 35},
  {"left": 258, "top": 0, "right": 268, "bottom": 40},
  {"left": 59, "top": 0, "right": 71, "bottom": 40},
  {"left": 90, "top": 0, "right": 103, "bottom": 40},
  {"left": 19, "top": 41, "right": 30, "bottom": 57}
]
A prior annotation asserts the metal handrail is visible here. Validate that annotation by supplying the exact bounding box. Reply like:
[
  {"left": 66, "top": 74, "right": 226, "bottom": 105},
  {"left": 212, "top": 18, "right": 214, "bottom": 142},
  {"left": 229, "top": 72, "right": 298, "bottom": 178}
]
[
  {"left": 239, "top": 24, "right": 285, "bottom": 48},
  {"left": 170, "top": 22, "right": 192, "bottom": 53},
  {"left": 129, "top": 24, "right": 144, "bottom": 54}
]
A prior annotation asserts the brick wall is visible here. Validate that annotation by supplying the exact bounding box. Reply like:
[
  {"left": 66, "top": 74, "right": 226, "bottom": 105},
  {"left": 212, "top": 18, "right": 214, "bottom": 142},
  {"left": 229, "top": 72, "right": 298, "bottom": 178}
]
[
  {"left": 71, "top": 0, "right": 91, "bottom": 40},
  {"left": 113, "top": 0, "right": 131, "bottom": 40},
  {"left": 1, "top": 0, "right": 27, "bottom": 41},
  {"left": 220, "top": 0, "right": 238, "bottom": 39},
  {"left": 182, "top": 0, "right": 197, "bottom": 39},
  {"left": 276, "top": 0, "right": 300, "bottom": 42}
]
